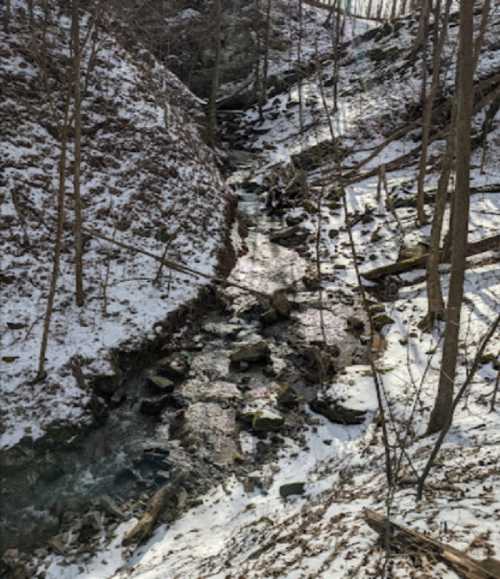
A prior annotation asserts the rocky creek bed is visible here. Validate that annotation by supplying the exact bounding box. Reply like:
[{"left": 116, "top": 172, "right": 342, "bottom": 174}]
[{"left": 0, "top": 132, "right": 370, "bottom": 579}]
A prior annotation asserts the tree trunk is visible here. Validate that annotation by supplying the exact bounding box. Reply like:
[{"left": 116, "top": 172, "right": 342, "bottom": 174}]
[
  {"left": 425, "top": 0, "right": 491, "bottom": 327},
  {"left": 427, "top": 0, "right": 474, "bottom": 435},
  {"left": 72, "top": 0, "right": 85, "bottom": 307},
  {"left": 207, "top": 0, "right": 222, "bottom": 146},
  {"left": 37, "top": 93, "right": 72, "bottom": 379},
  {"left": 416, "top": 0, "right": 451, "bottom": 226},
  {"left": 4, "top": 0, "right": 11, "bottom": 32}
]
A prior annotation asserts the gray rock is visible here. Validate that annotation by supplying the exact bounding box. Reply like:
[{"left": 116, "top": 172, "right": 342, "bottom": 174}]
[
  {"left": 147, "top": 374, "right": 175, "bottom": 393},
  {"left": 271, "top": 289, "right": 291, "bottom": 318},
  {"left": 252, "top": 409, "right": 284, "bottom": 432},
  {"left": 139, "top": 395, "right": 171, "bottom": 416},
  {"left": 230, "top": 340, "right": 270, "bottom": 364},
  {"left": 279, "top": 482, "right": 305, "bottom": 498},
  {"left": 373, "top": 313, "right": 395, "bottom": 331},
  {"left": 157, "top": 353, "right": 190, "bottom": 380},
  {"left": 310, "top": 398, "right": 366, "bottom": 425}
]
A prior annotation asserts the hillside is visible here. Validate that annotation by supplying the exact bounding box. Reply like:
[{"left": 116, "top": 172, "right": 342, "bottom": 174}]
[{"left": 0, "top": 1, "right": 232, "bottom": 449}]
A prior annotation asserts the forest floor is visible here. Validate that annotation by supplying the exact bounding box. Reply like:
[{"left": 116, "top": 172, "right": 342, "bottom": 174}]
[{"left": 2, "top": 2, "right": 500, "bottom": 578}]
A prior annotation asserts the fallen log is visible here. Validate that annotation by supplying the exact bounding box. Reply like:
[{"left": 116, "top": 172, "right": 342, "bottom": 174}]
[
  {"left": 364, "top": 509, "right": 500, "bottom": 579},
  {"left": 122, "top": 485, "right": 174, "bottom": 546},
  {"left": 361, "top": 234, "right": 500, "bottom": 281}
]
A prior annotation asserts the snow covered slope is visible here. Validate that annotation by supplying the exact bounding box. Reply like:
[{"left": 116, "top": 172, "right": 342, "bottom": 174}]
[{"left": 0, "top": 1, "right": 232, "bottom": 448}]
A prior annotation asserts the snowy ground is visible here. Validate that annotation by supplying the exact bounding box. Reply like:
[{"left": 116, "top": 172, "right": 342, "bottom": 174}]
[
  {"left": 0, "top": 2, "right": 230, "bottom": 448},
  {"left": 7, "top": 1, "right": 500, "bottom": 577}
]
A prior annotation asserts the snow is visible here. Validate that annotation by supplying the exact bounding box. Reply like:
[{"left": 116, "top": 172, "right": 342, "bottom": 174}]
[
  {"left": 0, "top": 3, "right": 230, "bottom": 448},
  {"left": 5, "top": 0, "right": 500, "bottom": 577}
]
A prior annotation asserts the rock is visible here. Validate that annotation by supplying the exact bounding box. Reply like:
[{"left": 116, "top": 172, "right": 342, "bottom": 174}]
[
  {"left": 347, "top": 316, "right": 365, "bottom": 333},
  {"left": 182, "top": 403, "right": 238, "bottom": 466},
  {"left": 277, "top": 383, "right": 300, "bottom": 408},
  {"left": 260, "top": 308, "right": 279, "bottom": 326},
  {"left": 371, "top": 228, "right": 383, "bottom": 242},
  {"left": 310, "top": 398, "right": 366, "bottom": 425},
  {"left": 372, "top": 313, "right": 395, "bottom": 331},
  {"left": 298, "top": 345, "right": 337, "bottom": 383},
  {"left": 147, "top": 373, "right": 175, "bottom": 393},
  {"left": 328, "top": 228, "right": 339, "bottom": 239},
  {"left": 139, "top": 395, "right": 171, "bottom": 416},
  {"left": 279, "top": 482, "right": 305, "bottom": 498},
  {"left": 157, "top": 353, "right": 190, "bottom": 380},
  {"left": 78, "top": 511, "right": 101, "bottom": 543},
  {"left": 98, "top": 495, "right": 124, "bottom": 520},
  {"left": 230, "top": 340, "right": 270, "bottom": 364},
  {"left": 252, "top": 409, "right": 284, "bottom": 432},
  {"left": 270, "top": 289, "right": 291, "bottom": 318},
  {"left": 398, "top": 242, "right": 429, "bottom": 261},
  {"left": 270, "top": 224, "right": 308, "bottom": 247},
  {"left": 285, "top": 214, "right": 305, "bottom": 227},
  {"left": 368, "top": 303, "right": 386, "bottom": 315}
]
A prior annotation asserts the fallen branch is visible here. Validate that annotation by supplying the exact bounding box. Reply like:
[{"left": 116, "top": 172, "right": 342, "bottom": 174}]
[
  {"left": 84, "top": 226, "right": 269, "bottom": 299},
  {"left": 361, "top": 234, "right": 500, "bottom": 281},
  {"left": 365, "top": 509, "right": 500, "bottom": 579}
]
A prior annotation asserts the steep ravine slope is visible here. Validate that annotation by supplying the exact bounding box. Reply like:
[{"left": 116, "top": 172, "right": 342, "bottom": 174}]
[{"left": 0, "top": 1, "right": 232, "bottom": 450}]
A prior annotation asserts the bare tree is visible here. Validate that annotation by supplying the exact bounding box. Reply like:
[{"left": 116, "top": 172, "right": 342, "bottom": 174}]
[
  {"left": 425, "top": 0, "right": 491, "bottom": 328},
  {"left": 72, "top": 0, "right": 85, "bottom": 307},
  {"left": 427, "top": 0, "right": 474, "bottom": 435},
  {"left": 37, "top": 93, "right": 73, "bottom": 380},
  {"left": 415, "top": 0, "right": 452, "bottom": 226},
  {"left": 207, "top": 0, "right": 222, "bottom": 146}
]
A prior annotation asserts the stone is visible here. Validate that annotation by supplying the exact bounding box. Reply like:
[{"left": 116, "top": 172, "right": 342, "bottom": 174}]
[
  {"left": 368, "top": 303, "right": 386, "bottom": 315},
  {"left": 98, "top": 495, "right": 124, "bottom": 520},
  {"left": 139, "top": 395, "right": 171, "bottom": 416},
  {"left": 310, "top": 398, "right": 366, "bottom": 425},
  {"left": 230, "top": 340, "right": 270, "bottom": 364},
  {"left": 147, "top": 374, "right": 175, "bottom": 393},
  {"left": 373, "top": 314, "right": 395, "bottom": 331},
  {"left": 277, "top": 384, "right": 300, "bottom": 408},
  {"left": 347, "top": 316, "right": 365, "bottom": 333},
  {"left": 270, "top": 225, "right": 308, "bottom": 247},
  {"left": 252, "top": 409, "right": 284, "bottom": 432},
  {"left": 279, "top": 482, "right": 305, "bottom": 498},
  {"left": 286, "top": 214, "right": 305, "bottom": 227},
  {"left": 78, "top": 511, "right": 101, "bottom": 543},
  {"left": 270, "top": 289, "right": 291, "bottom": 318},
  {"left": 157, "top": 353, "right": 190, "bottom": 380}
]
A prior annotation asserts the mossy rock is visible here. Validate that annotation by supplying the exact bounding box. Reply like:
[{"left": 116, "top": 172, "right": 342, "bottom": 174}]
[{"left": 373, "top": 314, "right": 395, "bottom": 331}]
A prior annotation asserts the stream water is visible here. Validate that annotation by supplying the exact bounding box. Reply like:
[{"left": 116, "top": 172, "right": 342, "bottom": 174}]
[{"left": 0, "top": 150, "right": 366, "bottom": 566}]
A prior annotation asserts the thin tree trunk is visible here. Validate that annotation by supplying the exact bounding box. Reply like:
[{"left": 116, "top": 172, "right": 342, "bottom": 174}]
[
  {"left": 427, "top": 0, "right": 474, "bottom": 435},
  {"left": 3, "top": 0, "right": 11, "bottom": 32},
  {"left": 207, "top": 0, "right": 222, "bottom": 146},
  {"left": 72, "top": 0, "right": 85, "bottom": 307},
  {"left": 416, "top": 0, "right": 451, "bottom": 226},
  {"left": 261, "top": 0, "right": 272, "bottom": 107},
  {"left": 37, "top": 93, "right": 72, "bottom": 379}
]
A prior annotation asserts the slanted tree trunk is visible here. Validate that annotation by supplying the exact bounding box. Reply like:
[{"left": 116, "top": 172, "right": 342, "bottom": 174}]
[
  {"left": 72, "top": 0, "right": 85, "bottom": 307},
  {"left": 427, "top": 0, "right": 474, "bottom": 435},
  {"left": 207, "top": 0, "right": 222, "bottom": 146}
]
